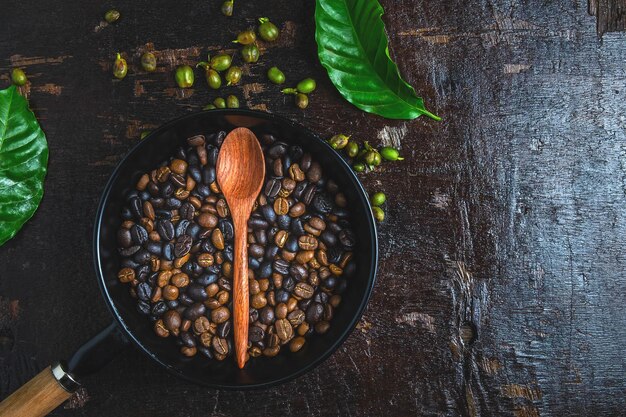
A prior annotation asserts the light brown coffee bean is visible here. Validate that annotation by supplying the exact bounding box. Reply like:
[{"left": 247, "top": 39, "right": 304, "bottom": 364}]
[
  {"left": 294, "top": 282, "right": 314, "bottom": 299},
  {"left": 212, "top": 337, "right": 229, "bottom": 355},
  {"left": 274, "top": 230, "right": 288, "bottom": 247},
  {"left": 136, "top": 174, "right": 150, "bottom": 191},
  {"left": 297, "top": 322, "right": 310, "bottom": 336},
  {"left": 197, "top": 145, "right": 208, "bottom": 165},
  {"left": 171, "top": 272, "right": 190, "bottom": 288},
  {"left": 156, "top": 166, "right": 171, "bottom": 183},
  {"left": 289, "top": 202, "right": 305, "bottom": 217},
  {"left": 193, "top": 316, "right": 211, "bottom": 334},
  {"left": 287, "top": 297, "right": 298, "bottom": 312},
  {"left": 150, "top": 286, "right": 162, "bottom": 303},
  {"left": 186, "top": 176, "right": 196, "bottom": 191},
  {"left": 163, "top": 285, "right": 179, "bottom": 301},
  {"left": 163, "top": 310, "right": 182, "bottom": 335},
  {"left": 306, "top": 162, "right": 322, "bottom": 182},
  {"left": 187, "top": 135, "right": 206, "bottom": 147},
  {"left": 329, "top": 264, "right": 343, "bottom": 276},
  {"left": 170, "top": 159, "right": 188, "bottom": 175},
  {"left": 206, "top": 283, "right": 219, "bottom": 297},
  {"left": 216, "top": 199, "right": 229, "bottom": 217},
  {"left": 288, "top": 309, "right": 305, "bottom": 326},
  {"left": 175, "top": 188, "right": 190, "bottom": 200},
  {"left": 275, "top": 303, "right": 288, "bottom": 319},
  {"left": 288, "top": 163, "right": 305, "bottom": 182},
  {"left": 154, "top": 319, "right": 170, "bottom": 337},
  {"left": 197, "top": 253, "right": 214, "bottom": 268},
  {"left": 273, "top": 158, "right": 283, "bottom": 176},
  {"left": 249, "top": 279, "right": 260, "bottom": 295},
  {"left": 295, "top": 250, "right": 315, "bottom": 264},
  {"left": 315, "top": 321, "right": 330, "bottom": 334},
  {"left": 282, "top": 250, "right": 296, "bottom": 262},
  {"left": 275, "top": 318, "right": 293, "bottom": 341},
  {"left": 289, "top": 336, "right": 306, "bottom": 352},
  {"left": 118, "top": 267, "right": 135, "bottom": 283},
  {"left": 274, "top": 197, "right": 289, "bottom": 215},
  {"left": 298, "top": 235, "right": 318, "bottom": 250},
  {"left": 212, "top": 228, "right": 225, "bottom": 250},
  {"left": 197, "top": 212, "right": 218, "bottom": 228},
  {"left": 174, "top": 253, "right": 191, "bottom": 268},
  {"left": 211, "top": 306, "right": 230, "bottom": 324},
  {"left": 200, "top": 332, "right": 213, "bottom": 347}
]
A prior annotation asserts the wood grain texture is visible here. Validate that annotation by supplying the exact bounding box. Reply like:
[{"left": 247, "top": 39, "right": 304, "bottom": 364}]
[
  {"left": 589, "top": 0, "right": 626, "bottom": 35},
  {"left": 216, "top": 128, "right": 266, "bottom": 369},
  {"left": 1, "top": 0, "right": 626, "bottom": 416},
  {"left": 0, "top": 366, "right": 71, "bottom": 417}
]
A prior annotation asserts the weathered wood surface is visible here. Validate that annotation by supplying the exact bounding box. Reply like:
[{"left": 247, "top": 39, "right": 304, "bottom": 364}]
[{"left": 2, "top": 0, "right": 626, "bottom": 415}]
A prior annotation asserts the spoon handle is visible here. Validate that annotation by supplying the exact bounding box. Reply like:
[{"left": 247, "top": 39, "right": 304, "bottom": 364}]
[{"left": 232, "top": 213, "right": 250, "bottom": 369}]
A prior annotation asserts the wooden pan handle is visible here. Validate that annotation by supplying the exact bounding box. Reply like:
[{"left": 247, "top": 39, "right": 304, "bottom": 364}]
[{"left": 0, "top": 362, "right": 77, "bottom": 417}]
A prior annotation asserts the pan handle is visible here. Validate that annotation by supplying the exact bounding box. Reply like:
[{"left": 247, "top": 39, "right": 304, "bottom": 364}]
[{"left": 0, "top": 322, "right": 128, "bottom": 417}]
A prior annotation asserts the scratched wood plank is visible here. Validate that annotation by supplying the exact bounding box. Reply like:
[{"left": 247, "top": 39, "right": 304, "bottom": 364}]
[
  {"left": 1, "top": 0, "right": 626, "bottom": 416},
  {"left": 589, "top": 0, "right": 626, "bottom": 36}
]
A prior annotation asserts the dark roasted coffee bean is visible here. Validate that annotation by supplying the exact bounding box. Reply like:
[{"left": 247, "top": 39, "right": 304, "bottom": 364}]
[
  {"left": 218, "top": 220, "right": 234, "bottom": 241},
  {"left": 166, "top": 197, "right": 181, "bottom": 209},
  {"left": 197, "top": 273, "right": 218, "bottom": 286},
  {"left": 184, "top": 303, "right": 206, "bottom": 321},
  {"left": 160, "top": 182, "right": 174, "bottom": 198},
  {"left": 300, "top": 153, "right": 312, "bottom": 171},
  {"left": 307, "top": 161, "right": 322, "bottom": 182},
  {"left": 322, "top": 276, "right": 337, "bottom": 290},
  {"left": 320, "top": 231, "right": 337, "bottom": 247},
  {"left": 254, "top": 228, "right": 267, "bottom": 245},
  {"left": 248, "top": 257, "right": 261, "bottom": 269},
  {"left": 131, "top": 224, "right": 148, "bottom": 245},
  {"left": 187, "top": 223, "right": 201, "bottom": 240},
  {"left": 155, "top": 208, "right": 171, "bottom": 219},
  {"left": 162, "top": 243, "right": 174, "bottom": 261},
  {"left": 121, "top": 207, "right": 133, "bottom": 220},
  {"left": 289, "top": 145, "right": 303, "bottom": 160},
  {"left": 283, "top": 276, "right": 295, "bottom": 292},
  {"left": 289, "top": 264, "right": 308, "bottom": 281},
  {"left": 178, "top": 331, "right": 194, "bottom": 348},
  {"left": 217, "top": 321, "right": 232, "bottom": 338},
  {"left": 339, "top": 229, "right": 355, "bottom": 249},
  {"left": 187, "top": 284, "right": 208, "bottom": 301},
  {"left": 306, "top": 302, "right": 324, "bottom": 323},
  {"left": 267, "top": 142, "right": 288, "bottom": 159},
  {"left": 198, "top": 346, "right": 214, "bottom": 359},
  {"left": 288, "top": 309, "right": 305, "bottom": 326},
  {"left": 276, "top": 215, "right": 291, "bottom": 230},
  {"left": 187, "top": 135, "right": 206, "bottom": 147},
  {"left": 134, "top": 249, "right": 151, "bottom": 264},
  {"left": 264, "top": 245, "right": 279, "bottom": 261},
  {"left": 129, "top": 197, "right": 143, "bottom": 219},
  {"left": 302, "top": 184, "right": 317, "bottom": 205},
  {"left": 261, "top": 204, "right": 277, "bottom": 223},
  {"left": 157, "top": 220, "right": 175, "bottom": 241},
  {"left": 201, "top": 165, "right": 216, "bottom": 185},
  {"left": 249, "top": 308, "right": 259, "bottom": 322},
  {"left": 146, "top": 241, "right": 162, "bottom": 255},
  {"left": 314, "top": 291, "right": 329, "bottom": 304},
  {"left": 290, "top": 218, "right": 306, "bottom": 236},
  {"left": 249, "top": 244, "right": 265, "bottom": 258},
  {"left": 212, "top": 337, "right": 229, "bottom": 355},
  {"left": 249, "top": 217, "right": 269, "bottom": 230},
  {"left": 275, "top": 289, "right": 289, "bottom": 304},
  {"left": 273, "top": 259, "right": 289, "bottom": 275},
  {"left": 311, "top": 192, "right": 332, "bottom": 214},
  {"left": 257, "top": 261, "right": 272, "bottom": 278},
  {"left": 137, "top": 300, "right": 150, "bottom": 315},
  {"left": 294, "top": 282, "right": 314, "bottom": 298},
  {"left": 249, "top": 325, "right": 265, "bottom": 343},
  {"left": 175, "top": 235, "right": 192, "bottom": 257},
  {"left": 151, "top": 301, "right": 167, "bottom": 317},
  {"left": 293, "top": 181, "right": 308, "bottom": 200},
  {"left": 259, "top": 306, "right": 275, "bottom": 325},
  {"left": 170, "top": 173, "right": 186, "bottom": 188},
  {"left": 136, "top": 265, "right": 150, "bottom": 281},
  {"left": 117, "top": 229, "right": 132, "bottom": 248},
  {"left": 217, "top": 277, "right": 232, "bottom": 291},
  {"left": 196, "top": 184, "right": 211, "bottom": 197},
  {"left": 201, "top": 239, "right": 216, "bottom": 253},
  {"left": 264, "top": 178, "right": 281, "bottom": 198},
  {"left": 189, "top": 166, "right": 202, "bottom": 182},
  {"left": 175, "top": 220, "right": 189, "bottom": 237},
  {"left": 180, "top": 202, "right": 195, "bottom": 220},
  {"left": 283, "top": 235, "right": 298, "bottom": 253},
  {"left": 207, "top": 145, "right": 219, "bottom": 166},
  {"left": 119, "top": 245, "right": 140, "bottom": 257}
]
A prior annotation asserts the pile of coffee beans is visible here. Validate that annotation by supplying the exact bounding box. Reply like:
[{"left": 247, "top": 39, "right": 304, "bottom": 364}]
[{"left": 116, "top": 131, "right": 355, "bottom": 363}]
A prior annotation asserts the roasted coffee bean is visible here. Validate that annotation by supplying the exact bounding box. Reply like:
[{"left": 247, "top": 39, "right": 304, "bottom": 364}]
[
  {"left": 275, "top": 319, "right": 293, "bottom": 341},
  {"left": 287, "top": 309, "right": 305, "bottom": 326},
  {"left": 276, "top": 214, "right": 291, "bottom": 229},
  {"left": 175, "top": 220, "right": 189, "bottom": 238},
  {"left": 315, "top": 321, "right": 330, "bottom": 334},
  {"left": 197, "top": 213, "right": 218, "bottom": 228},
  {"left": 259, "top": 306, "right": 275, "bottom": 325},
  {"left": 267, "top": 142, "right": 288, "bottom": 159},
  {"left": 187, "top": 135, "right": 206, "bottom": 147},
  {"left": 145, "top": 241, "right": 162, "bottom": 256},
  {"left": 129, "top": 197, "right": 143, "bottom": 219},
  {"left": 339, "top": 229, "right": 355, "bottom": 249},
  {"left": 264, "top": 245, "right": 279, "bottom": 260},
  {"left": 202, "top": 166, "right": 216, "bottom": 184},
  {"left": 219, "top": 220, "right": 234, "bottom": 241},
  {"left": 154, "top": 319, "right": 170, "bottom": 337},
  {"left": 207, "top": 145, "right": 219, "bottom": 165},
  {"left": 210, "top": 306, "right": 230, "bottom": 324},
  {"left": 174, "top": 235, "right": 192, "bottom": 257},
  {"left": 273, "top": 198, "right": 289, "bottom": 215},
  {"left": 163, "top": 310, "right": 182, "bottom": 335},
  {"left": 320, "top": 231, "right": 337, "bottom": 247},
  {"left": 291, "top": 218, "right": 306, "bottom": 236},
  {"left": 211, "top": 228, "right": 225, "bottom": 250},
  {"left": 289, "top": 202, "right": 305, "bottom": 217},
  {"left": 137, "top": 282, "right": 152, "bottom": 301},
  {"left": 249, "top": 325, "right": 265, "bottom": 343},
  {"left": 260, "top": 204, "right": 276, "bottom": 223},
  {"left": 298, "top": 235, "right": 318, "bottom": 250},
  {"left": 289, "top": 264, "right": 308, "bottom": 281},
  {"left": 306, "top": 302, "right": 324, "bottom": 323},
  {"left": 264, "top": 178, "right": 281, "bottom": 198},
  {"left": 185, "top": 303, "right": 207, "bottom": 321},
  {"left": 180, "top": 202, "right": 195, "bottom": 220},
  {"left": 119, "top": 245, "right": 140, "bottom": 257},
  {"left": 294, "top": 282, "right": 314, "bottom": 298},
  {"left": 273, "top": 259, "right": 289, "bottom": 275},
  {"left": 118, "top": 228, "right": 132, "bottom": 248},
  {"left": 249, "top": 244, "right": 265, "bottom": 258},
  {"left": 212, "top": 337, "right": 229, "bottom": 355},
  {"left": 134, "top": 249, "right": 151, "bottom": 264},
  {"left": 283, "top": 276, "right": 296, "bottom": 293},
  {"left": 217, "top": 321, "right": 232, "bottom": 338},
  {"left": 306, "top": 162, "right": 322, "bottom": 182},
  {"left": 273, "top": 158, "right": 284, "bottom": 176},
  {"left": 131, "top": 224, "right": 148, "bottom": 245},
  {"left": 288, "top": 164, "right": 305, "bottom": 182},
  {"left": 187, "top": 284, "right": 208, "bottom": 301},
  {"left": 249, "top": 217, "right": 269, "bottom": 230}
]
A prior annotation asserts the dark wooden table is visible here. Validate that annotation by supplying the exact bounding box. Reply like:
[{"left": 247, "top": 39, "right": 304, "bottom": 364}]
[{"left": 2, "top": 1, "right": 626, "bottom": 415}]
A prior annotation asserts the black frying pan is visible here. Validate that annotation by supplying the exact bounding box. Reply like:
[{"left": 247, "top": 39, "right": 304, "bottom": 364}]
[{"left": 0, "top": 110, "right": 378, "bottom": 416}]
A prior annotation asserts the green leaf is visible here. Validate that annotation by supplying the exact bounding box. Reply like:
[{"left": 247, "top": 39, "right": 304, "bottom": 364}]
[
  {"left": 315, "top": 0, "right": 440, "bottom": 120},
  {"left": 0, "top": 86, "right": 49, "bottom": 246}
]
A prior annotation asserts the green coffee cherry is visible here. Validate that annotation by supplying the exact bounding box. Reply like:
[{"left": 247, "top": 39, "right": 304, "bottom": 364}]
[
  {"left": 364, "top": 150, "right": 381, "bottom": 167},
  {"left": 203, "top": 104, "right": 217, "bottom": 110},
  {"left": 113, "top": 53, "right": 128, "bottom": 79},
  {"left": 214, "top": 97, "right": 226, "bottom": 108},
  {"left": 226, "top": 95, "right": 240, "bottom": 108},
  {"left": 281, "top": 87, "right": 297, "bottom": 95},
  {"left": 233, "top": 30, "right": 256, "bottom": 45},
  {"left": 210, "top": 54, "right": 232, "bottom": 72},
  {"left": 140, "top": 131, "right": 151, "bottom": 140},
  {"left": 10, "top": 68, "right": 27, "bottom": 86},
  {"left": 140, "top": 52, "right": 157, "bottom": 72},
  {"left": 353, "top": 162, "right": 366, "bottom": 173},
  {"left": 345, "top": 141, "right": 359, "bottom": 158},
  {"left": 372, "top": 206, "right": 385, "bottom": 222},
  {"left": 328, "top": 134, "right": 349, "bottom": 150},
  {"left": 104, "top": 9, "right": 120, "bottom": 23},
  {"left": 295, "top": 93, "right": 308, "bottom": 109},
  {"left": 380, "top": 146, "right": 404, "bottom": 161},
  {"left": 175, "top": 65, "right": 194, "bottom": 88},
  {"left": 371, "top": 192, "right": 386, "bottom": 206},
  {"left": 258, "top": 17, "right": 279, "bottom": 42},
  {"left": 225, "top": 66, "right": 242, "bottom": 85},
  {"left": 267, "top": 66, "right": 285, "bottom": 84},
  {"left": 296, "top": 78, "right": 316, "bottom": 94},
  {"left": 241, "top": 44, "right": 259, "bottom": 63},
  {"left": 221, "top": 0, "right": 233, "bottom": 16},
  {"left": 206, "top": 69, "right": 222, "bottom": 89}
]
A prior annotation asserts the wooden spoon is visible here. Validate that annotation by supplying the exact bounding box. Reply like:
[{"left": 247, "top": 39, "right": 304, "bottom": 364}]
[{"left": 216, "top": 127, "right": 265, "bottom": 369}]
